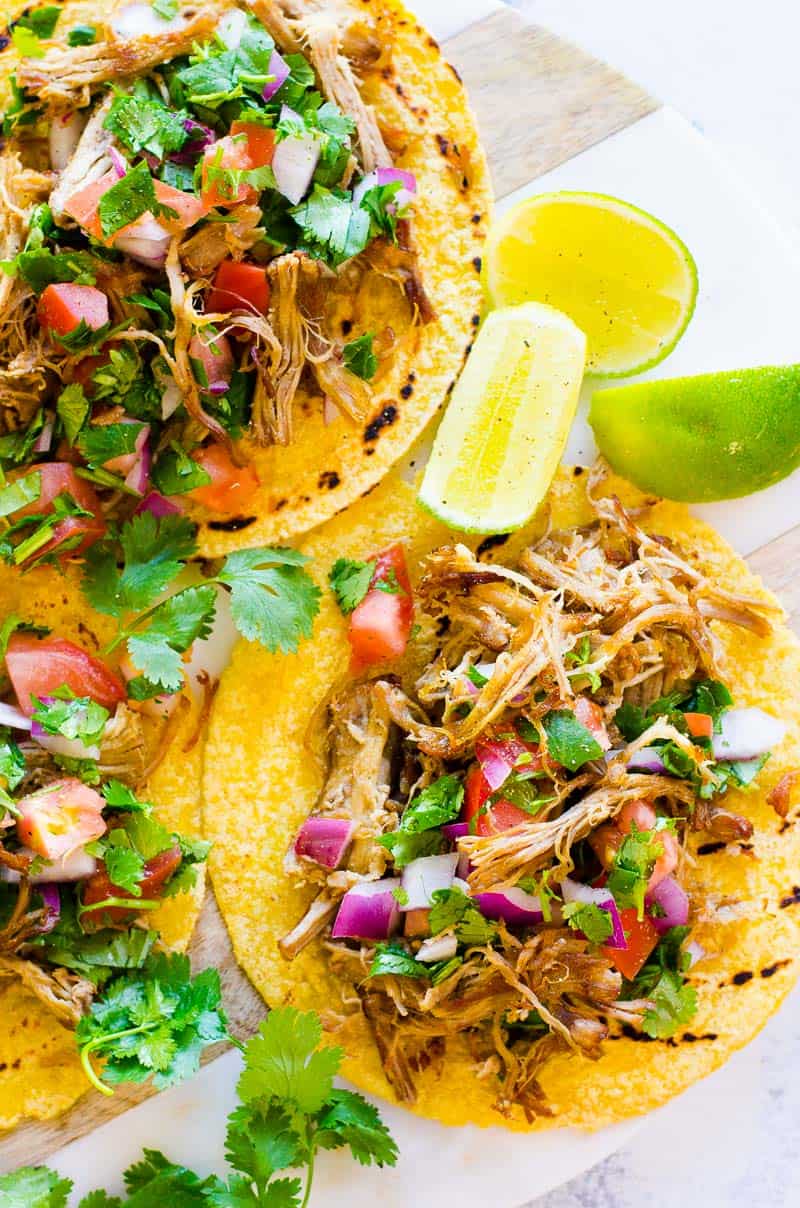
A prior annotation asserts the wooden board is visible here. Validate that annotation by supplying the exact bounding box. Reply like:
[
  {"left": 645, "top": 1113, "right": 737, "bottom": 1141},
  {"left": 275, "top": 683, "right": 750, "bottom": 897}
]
[{"left": 14, "top": 0, "right": 799, "bottom": 1171}]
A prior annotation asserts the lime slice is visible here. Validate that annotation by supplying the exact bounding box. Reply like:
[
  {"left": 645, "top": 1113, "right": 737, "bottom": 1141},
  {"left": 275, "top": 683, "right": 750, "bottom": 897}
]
[
  {"left": 590, "top": 364, "right": 800, "bottom": 502},
  {"left": 482, "top": 191, "right": 698, "bottom": 377},
  {"left": 418, "top": 302, "right": 587, "bottom": 532}
]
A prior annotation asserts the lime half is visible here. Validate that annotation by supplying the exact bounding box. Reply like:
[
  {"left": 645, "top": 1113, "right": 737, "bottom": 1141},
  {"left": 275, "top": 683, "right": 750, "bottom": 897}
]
[
  {"left": 418, "top": 302, "right": 587, "bottom": 533},
  {"left": 482, "top": 191, "right": 698, "bottom": 377},
  {"left": 590, "top": 364, "right": 800, "bottom": 501}
]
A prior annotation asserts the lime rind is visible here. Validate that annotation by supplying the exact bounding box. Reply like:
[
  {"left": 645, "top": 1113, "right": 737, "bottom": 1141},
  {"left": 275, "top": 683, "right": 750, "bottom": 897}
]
[{"left": 483, "top": 190, "right": 699, "bottom": 379}]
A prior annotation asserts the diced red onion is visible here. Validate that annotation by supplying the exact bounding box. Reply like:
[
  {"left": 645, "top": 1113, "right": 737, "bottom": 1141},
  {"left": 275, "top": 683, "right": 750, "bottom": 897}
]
[
  {"left": 123, "top": 426, "right": 151, "bottom": 496},
  {"left": 134, "top": 490, "right": 182, "bottom": 519},
  {"left": 33, "top": 416, "right": 53, "bottom": 454},
  {"left": 353, "top": 167, "right": 417, "bottom": 211},
  {"left": 473, "top": 886, "right": 544, "bottom": 927},
  {"left": 323, "top": 396, "right": 341, "bottom": 425},
  {"left": 442, "top": 822, "right": 469, "bottom": 840},
  {"left": 108, "top": 145, "right": 127, "bottom": 179},
  {"left": 37, "top": 884, "right": 61, "bottom": 933},
  {"left": 331, "top": 878, "right": 402, "bottom": 941},
  {"left": 0, "top": 702, "right": 32, "bottom": 730},
  {"left": 711, "top": 707, "right": 786, "bottom": 762},
  {"left": 686, "top": 940, "right": 706, "bottom": 967},
  {"left": 114, "top": 214, "right": 171, "bottom": 267},
  {"left": 646, "top": 875, "right": 689, "bottom": 934},
  {"left": 475, "top": 738, "right": 527, "bottom": 793},
  {"left": 218, "top": 7, "right": 247, "bottom": 48},
  {"left": 111, "top": 2, "right": 183, "bottom": 38},
  {"left": 262, "top": 50, "right": 290, "bottom": 101},
  {"left": 417, "top": 933, "right": 458, "bottom": 963},
  {"left": 561, "top": 877, "right": 627, "bottom": 949},
  {"left": 272, "top": 107, "right": 320, "bottom": 204},
  {"left": 0, "top": 846, "right": 97, "bottom": 884},
  {"left": 627, "top": 746, "right": 668, "bottom": 775},
  {"left": 400, "top": 853, "right": 458, "bottom": 910},
  {"left": 49, "top": 111, "right": 87, "bottom": 172},
  {"left": 294, "top": 817, "right": 353, "bottom": 870}
]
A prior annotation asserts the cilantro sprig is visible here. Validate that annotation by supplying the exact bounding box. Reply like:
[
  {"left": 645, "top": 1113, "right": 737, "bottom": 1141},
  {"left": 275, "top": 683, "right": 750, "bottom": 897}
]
[
  {"left": 10, "top": 1007, "right": 399, "bottom": 1205},
  {"left": 626, "top": 925, "right": 698, "bottom": 1038}
]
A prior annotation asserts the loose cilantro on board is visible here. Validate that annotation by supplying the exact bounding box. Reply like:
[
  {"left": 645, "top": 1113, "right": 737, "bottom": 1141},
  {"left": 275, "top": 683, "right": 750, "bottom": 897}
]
[{"left": 0, "top": 1165, "right": 72, "bottom": 1207}]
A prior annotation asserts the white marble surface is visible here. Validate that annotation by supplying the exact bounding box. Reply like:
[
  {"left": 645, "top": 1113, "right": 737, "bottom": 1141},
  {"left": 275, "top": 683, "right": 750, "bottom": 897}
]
[{"left": 515, "top": 3, "right": 800, "bottom": 1206}]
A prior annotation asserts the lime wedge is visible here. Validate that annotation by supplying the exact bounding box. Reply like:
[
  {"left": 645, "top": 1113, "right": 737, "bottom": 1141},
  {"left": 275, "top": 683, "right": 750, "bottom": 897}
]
[
  {"left": 418, "top": 302, "right": 587, "bottom": 532},
  {"left": 482, "top": 191, "right": 698, "bottom": 377},
  {"left": 590, "top": 364, "right": 800, "bottom": 501}
]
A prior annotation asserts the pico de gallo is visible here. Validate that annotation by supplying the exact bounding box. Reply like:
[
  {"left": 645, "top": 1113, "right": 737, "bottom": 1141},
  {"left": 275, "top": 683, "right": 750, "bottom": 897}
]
[{"left": 282, "top": 480, "right": 786, "bottom": 1119}]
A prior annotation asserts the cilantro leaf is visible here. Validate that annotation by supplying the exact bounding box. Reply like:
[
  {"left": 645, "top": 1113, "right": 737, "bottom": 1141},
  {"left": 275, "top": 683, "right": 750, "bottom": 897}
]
[
  {"left": 0, "top": 470, "right": 41, "bottom": 518},
  {"left": 151, "top": 444, "right": 212, "bottom": 496},
  {"left": 237, "top": 1007, "right": 342, "bottom": 1116},
  {"left": 315, "top": 1088, "right": 399, "bottom": 1167},
  {"left": 0, "top": 1166, "right": 72, "bottom": 1207},
  {"left": 31, "top": 690, "right": 109, "bottom": 746},
  {"left": 101, "top": 835, "right": 147, "bottom": 896},
  {"left": 68, "top": 24, "right": 96, "bottom": 46},
  {"left": 342, "top": 332, "right": 377, "bottom": 380},
  {"left": 152, "top": 0, "right": 179, "bottom": 21},
  {"left": 328, "top": 557, "right": 375, "bottom": 614},
  {"left": 102, "top": 780, "right": 153, "bottom": 812},
  {"left": 0, "top": 733, "right": 26, "bottom": 792},
  {"left": 76, "top": 954, "right": 229, "bottom": 1094},
  {"left": 119, "top": 1149, "right": 222, "bottom": 1205},
  {"left": 224, "top": 1102, "right": 305, "bottom": 1187},
  {"left": 399, "top": 773, "right": 464, "bottom": 833},
  {"left": 428, "top": 887, "right": 497, "bottom": 946},
  {"left": 290, "top": 185, "right": 370, "bottom": 267},
  {"left": 57, "top": 382, "right": 90, "bottom": 444},
  {"left": 542, "top": 709, "right": 603, "bottom": 770},
  {"left": 127, "top": 583, "right": 217, "bottom": 691},
  {"left": 607, "top": 822, "right": 667, "bottom": 917},
  {"left": 375, "top": 827, "right": 444, "bottom": 868},
  {"left": 627, "top": 926, "right": 698, "bottom": 1038},
  {"left": 77, "top": 421, "right": 146, "bottom": 469},
  {"left": 368, "top": 941, "right": 431, "bottom": 980},
  {"left": 562, "top": 900, "right": 614, "bottom": 944},
  {"left": 83, "top": 512, "right": 198, "bottom": 617},
  {"left": 105, "top": 92, "right": 189, "bottom": 160},
  {"left": 216, "top": 547, "right": 320, "bottom": 655},
  {"left": 3, "top": 246, "right": 98, "bottom": 293},
  {"left": 98, "top": 162, "right": 177, "bottom": 239},
  {"left": 358, "top": 181, "right": 403, "bottom": 241},
  {"left": 17, "top": 6, "right": 60, "bottom": 38}
]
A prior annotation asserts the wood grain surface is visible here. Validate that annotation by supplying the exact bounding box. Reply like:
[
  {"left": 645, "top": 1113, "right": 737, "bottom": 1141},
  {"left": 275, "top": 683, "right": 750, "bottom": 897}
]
[{"left": 15, "top": 0, "right": 783, "bottom": 1171}]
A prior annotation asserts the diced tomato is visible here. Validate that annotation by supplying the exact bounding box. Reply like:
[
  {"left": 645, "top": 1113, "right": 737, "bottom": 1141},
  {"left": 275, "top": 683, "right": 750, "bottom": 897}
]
[
  {"left": 153, "top": 180, "right": 205, "bottom": 232},
  {"left": 463, "top": 764, "right": 531, "bottom": 836},
  {"left": 404, "top": 908, "right": 430, "bottom": 937},
  {"left": 38, "top": 283, "right": 109, "bottom": 337},
  {"left": 589, "top": 800, "right": 679, "bottom": 892},
  {"left": 207, "top": 259, "right": 271, "bottom": 316},
  {"left": 63, "top": 169, "right": 203, "bottom": 242},
  {"left": 574, "top": 696, "right": 611, "bottom": 750},
  {"left": 229, "top": 121, "right": 276, "bottom": 167},
  {"left": 16, "top": 779, "right": 106, "bottom": 862},
  {"left": 348, "top": 544, "right": 414, "bottom": 672},
  {"left": 6, "top": 633, "right": 126, "bottom": 716},
  {"left": 188, "top": 442, "right": 260, "bottom": 513},
  {"left": 9, "top": 461, "right": 106, "bottom": 561},
  {"left": 62, "top": 169, "right": 118, "bottom": 239},
  {"left": 81, "top": 843, "right": 182, "bottom": 929},
  {"left": 200, "top": 124, "right": 275, "bottom": 209},
  {"left": 684, "top": 712, "right": 713, "bottom": 740},
  {"left": 605, "top": 907, "right": 659, "bottom": 980},
  {"left": 188, "top": 330, "right": 235, "bottom": 393}
]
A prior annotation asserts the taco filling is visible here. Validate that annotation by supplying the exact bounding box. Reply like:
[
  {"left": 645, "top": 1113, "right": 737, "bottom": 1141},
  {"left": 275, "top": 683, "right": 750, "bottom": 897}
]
[
  {"left": 0, "top": 0, "right": 438, "bottom": 533},
  {"left": 282, "top": 469, "right": 787, "bottom": 1120},
  {"left": 0, "top": 617, "right": 209, "bottom": 1076}
]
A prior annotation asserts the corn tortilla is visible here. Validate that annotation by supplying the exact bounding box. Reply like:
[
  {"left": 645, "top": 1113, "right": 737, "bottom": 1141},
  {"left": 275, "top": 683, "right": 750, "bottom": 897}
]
[
  {"left": 0, "top": 562, "right": 206, "bottom": 1129},
  {"left": 204, "top": 468, "right": 800, "bottom": 1129}
]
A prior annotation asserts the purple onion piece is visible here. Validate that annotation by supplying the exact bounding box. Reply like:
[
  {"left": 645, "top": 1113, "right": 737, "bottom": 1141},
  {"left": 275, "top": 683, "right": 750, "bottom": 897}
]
[
  {"left": 294, "top": 817, "right": 353, "bottom": 870},
  {"left": 473, "top": 886, "right": 543, "bottom": 927},
  {"left": 561, "top": 877, "right": 627, "bottom": 949},
  {"left": 646, "top": 875, "right": 689, "bottom": 934},
  {"left": 134, "top": 491, "right": 182, "bottom": 519},
  {"left": 262, "top": 49, "right": 290, "bottom": 101},
  {"left": 331, "top": 879, "right": 402, "bottom": 941},
  {"left": 37, "top": 884, "right": 61, "bottom": 934},
  {"left": 442, "top": 822, "right": 469, "bottom": 840},
  {"left": 33, "top": 417, "right": 53, "bottom": 454},
  {"left": 108, "top": 145, "right": 127, "bottom": 178},
  {"left": 627, "top": 746, "right": 668, "bottom": 775}
]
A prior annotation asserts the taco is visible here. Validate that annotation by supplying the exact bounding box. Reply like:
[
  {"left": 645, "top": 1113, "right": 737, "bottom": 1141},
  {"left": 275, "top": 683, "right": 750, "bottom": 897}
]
[
  {"left": 0, "top": 557, "right": 211, "bottom": 1130},
  {"left": 0, "top": 0, "right": 490, "bottom": 557},
  {"left": 204, "top": 465, "right": 800, "bottom": 1129}
]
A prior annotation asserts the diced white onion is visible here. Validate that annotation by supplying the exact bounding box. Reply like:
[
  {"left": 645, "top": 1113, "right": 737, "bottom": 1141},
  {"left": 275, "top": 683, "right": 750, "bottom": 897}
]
[
  {"left": 218, "top": 7, "right": 248, "bottom": 47},
  {"left": 416, "top": 933, "right": 458, "bottom": 963},
  {"left": 110, "top": 2, "right": 184, "bottom": 39},
  {"left": 400, "top": 853, "right": 458, "bottom": 911},
  {"left": 49, "top": 111, "right": 87, "bottom": 172},
  {"left": 1, "top": 847, "right": 97, "bottom": 884},
  {"left": 0, "top": 702, "right": 31, "bottom": 731}
]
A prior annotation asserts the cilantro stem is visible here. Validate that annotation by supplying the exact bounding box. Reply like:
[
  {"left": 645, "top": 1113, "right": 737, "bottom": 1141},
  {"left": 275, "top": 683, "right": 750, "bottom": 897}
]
[
  {"left": 79, "top": 1024, "right": 149, "bottom": 1096},
  {"left": 79, "top": 896, "right": 160, "bottom": 916},
  {"left": 300, "top": 1127, "right": 316, "bottom": 1208}
]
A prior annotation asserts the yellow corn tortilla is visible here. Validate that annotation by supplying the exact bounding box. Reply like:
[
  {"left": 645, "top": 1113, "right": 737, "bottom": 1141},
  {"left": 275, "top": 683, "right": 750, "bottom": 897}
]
[
  {"left": 0, "top": 561, "right": 206, "bottom": 1130},
  {"left": 204, "top": 467, "right": 800, "bottom": 1130},
  {"left": 2, "top": 0, "right": 492, "bottom": 555}
]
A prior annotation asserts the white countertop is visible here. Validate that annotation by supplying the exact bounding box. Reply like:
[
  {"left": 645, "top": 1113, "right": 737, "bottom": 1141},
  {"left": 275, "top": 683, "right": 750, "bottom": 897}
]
[{"left": 517, "top": 2, "right": 800, "bottom": 1205}]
